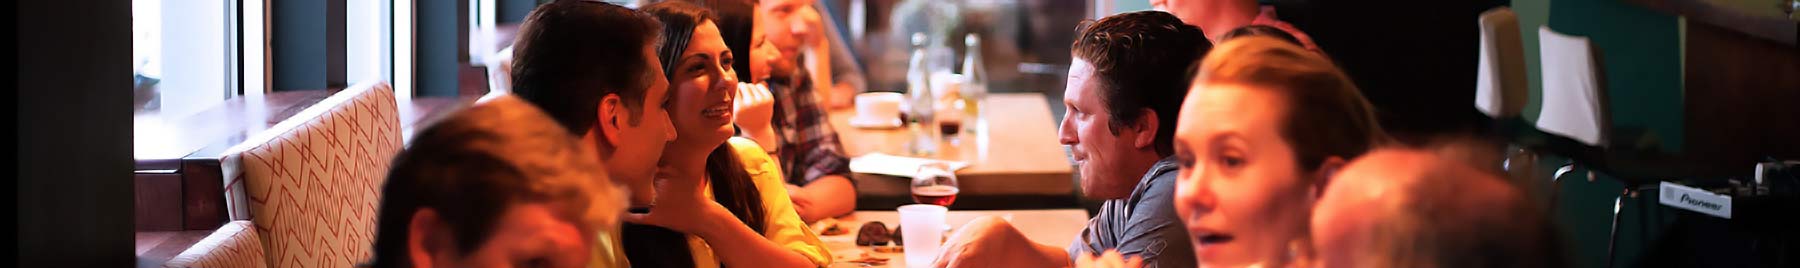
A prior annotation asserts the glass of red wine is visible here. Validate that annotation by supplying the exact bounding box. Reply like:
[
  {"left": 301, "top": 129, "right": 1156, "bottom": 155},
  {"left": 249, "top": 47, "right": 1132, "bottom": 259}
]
[
  {"left": 938, "top": 104, "right": 964, "bottom": 145},
  {"left": 910, "top": 162, "right": 960, "bottom": 207}
]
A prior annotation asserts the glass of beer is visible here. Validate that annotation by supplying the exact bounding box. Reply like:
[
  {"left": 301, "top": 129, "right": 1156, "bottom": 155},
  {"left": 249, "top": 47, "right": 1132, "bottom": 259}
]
[{"left": 910, "top": 162, "right": 960, "bottom": 207}]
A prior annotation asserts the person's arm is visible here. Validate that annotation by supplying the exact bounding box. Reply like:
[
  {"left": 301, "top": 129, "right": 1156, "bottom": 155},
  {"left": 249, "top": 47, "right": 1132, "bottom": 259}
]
[
  {"left": 622, "top": 180, "right": 817, "bottom": 268},
  {"left": 625, "top": 140, "right": 827, "bottom": 268},
  {"left": 732, "top": 138, "right": 835, "bottom": 266},
  {"left": 934, "top": 216, "right": 1070, "bottom": 268},
  {"left": 693, "top": 214, "right": 822, "bottom": 268},
  {"left": 789, "top": 175, "right": 855, "bottom": 222},
  {"left": 780, "top": 69, "right": 858, "bottom": 223},
  {"left": 734, "top": 83, "right": 780, "bottom": 152}
]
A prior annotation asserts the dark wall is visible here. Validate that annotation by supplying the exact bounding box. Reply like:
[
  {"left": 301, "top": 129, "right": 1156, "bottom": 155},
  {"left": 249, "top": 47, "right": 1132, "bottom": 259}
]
[
  {"left": 18, "top": 0, "right": 136, "bottom": 267},
  {"left": 499, "top": 0, "right": 538, "bottom": 23},
  {"left": 327, "top": 0, "right": 348, "bottom": 88},
  {"left": 1277, "top": 0, "right": 1501, "bottom": 142},
  {"left": 416, "top": 0, "right": 465, "bottom": 97},
  {"left": 273, "top": 0, "right": 348, "bottom": 91},
  {"left": 274, "top": 0, "right": 329, "bottom": 91}
]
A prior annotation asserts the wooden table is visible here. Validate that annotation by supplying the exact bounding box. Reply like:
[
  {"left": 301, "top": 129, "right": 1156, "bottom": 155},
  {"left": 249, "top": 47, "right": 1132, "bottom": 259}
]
[
  {"left": 829, "top": 93, "right": 1076, "bottom": 209},
  {"left": 815, "top": 209, "right": 1090, "bottom": 267}
]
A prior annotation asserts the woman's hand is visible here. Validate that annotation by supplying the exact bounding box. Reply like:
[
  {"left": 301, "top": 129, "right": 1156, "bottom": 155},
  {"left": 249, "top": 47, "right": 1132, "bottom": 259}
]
[
  {"left": 623, "top": 173, "right": 733, "bottom": 237},
  {"left": 733, "top": 83, "right": 779, "bottom": 150}
]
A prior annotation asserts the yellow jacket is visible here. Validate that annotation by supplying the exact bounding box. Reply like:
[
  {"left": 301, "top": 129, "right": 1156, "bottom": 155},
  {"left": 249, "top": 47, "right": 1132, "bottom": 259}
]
[{"left": 592, "top": 137, "right": 831, "bottom": 268}]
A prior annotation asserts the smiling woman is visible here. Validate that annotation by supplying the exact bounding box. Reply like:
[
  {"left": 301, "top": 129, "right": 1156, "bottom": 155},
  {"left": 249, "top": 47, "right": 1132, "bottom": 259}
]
[{"left": 620, "top": 2, "right": 832, "bottom": 268}]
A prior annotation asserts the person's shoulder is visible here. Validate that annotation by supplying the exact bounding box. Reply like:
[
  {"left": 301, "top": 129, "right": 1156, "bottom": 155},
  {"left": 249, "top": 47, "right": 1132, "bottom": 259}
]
[
  {"left": 1139, "top": 160, "right": 1182, "bottom": 193},
  {"left": 727, "top": 137, "right": 767, "bottom": 159},
  {"left": 1130, "top": 163, "right": 1183, "bottom": 217},
  {"left": 727, "top": 137, "right": 786, "bottom": 185}
]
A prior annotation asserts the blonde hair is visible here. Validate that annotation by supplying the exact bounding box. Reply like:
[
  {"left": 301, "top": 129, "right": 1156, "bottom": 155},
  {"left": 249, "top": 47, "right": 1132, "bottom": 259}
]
[{"left": 1192, "top": 36, "right": 1387, "bottom": 172}]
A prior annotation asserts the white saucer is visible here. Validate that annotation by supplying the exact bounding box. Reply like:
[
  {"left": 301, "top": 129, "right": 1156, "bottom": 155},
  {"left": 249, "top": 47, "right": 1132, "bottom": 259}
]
[{"left": 848, "top": 116, "right": 903, "bottom": 129}]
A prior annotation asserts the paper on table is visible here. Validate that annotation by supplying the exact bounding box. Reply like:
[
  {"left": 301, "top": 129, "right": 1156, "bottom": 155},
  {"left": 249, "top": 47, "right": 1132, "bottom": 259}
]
[{"left": 849, "top": 152, "right": 970, "bottom": 178}]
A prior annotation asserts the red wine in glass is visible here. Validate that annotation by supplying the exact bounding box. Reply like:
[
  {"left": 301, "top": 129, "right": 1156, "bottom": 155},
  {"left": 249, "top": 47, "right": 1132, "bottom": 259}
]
[
  {"left": 939, "top": 121, "right": 962, "bottom": 136},
  {"left": 911, "top": 185, "right": 960, "bottom": 206}
]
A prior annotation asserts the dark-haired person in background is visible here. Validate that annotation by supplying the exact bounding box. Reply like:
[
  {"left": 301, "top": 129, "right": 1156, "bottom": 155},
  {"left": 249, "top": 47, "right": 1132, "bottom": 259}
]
[
  {"left": 505, "top": 1, "right": 673, "bottom": 267},
  {"left": 620, "top": 2, "right": 832, "bottom": 268},
  {"left": 933, "top": 11, "right": 1209, "bottom": 268},
  {"left": 367, "top": 96, "right": 625, "bottom": 268},
  {"left": 746, "top": 0, "right": 860, "bottom": 223}
]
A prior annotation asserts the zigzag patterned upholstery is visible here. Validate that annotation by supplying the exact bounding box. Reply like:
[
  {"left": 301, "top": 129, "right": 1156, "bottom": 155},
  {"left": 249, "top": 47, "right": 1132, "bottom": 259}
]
[
  {"left": 166, "top": 221, "right": 270, "bottom": 268},
  {"left": 215, "top": 81, "right": 402, "bottom": 268}
]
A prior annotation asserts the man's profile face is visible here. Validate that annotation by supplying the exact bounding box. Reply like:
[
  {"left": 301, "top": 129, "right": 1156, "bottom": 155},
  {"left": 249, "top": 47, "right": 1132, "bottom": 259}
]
[
  {"left": 602, "top": 43, "right": 677, "bottom": 206},
  {"left": 1059, "top": 58, "right": 1143, "bottom": 200}
]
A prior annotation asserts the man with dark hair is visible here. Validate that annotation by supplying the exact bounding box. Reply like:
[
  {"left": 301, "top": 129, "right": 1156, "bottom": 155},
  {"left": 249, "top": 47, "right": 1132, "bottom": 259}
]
[
  {"left": 506, "top": 1, "right": 673, "bottom": 267},
  {"left": 934, "top": 11, "right": 1210, "bottom": 268},
  {"left": 510, "top": 0, "right": 670, "bottom": 222},
  {"left": 367, "top": 96, "right": 623, "bottom": 268}
]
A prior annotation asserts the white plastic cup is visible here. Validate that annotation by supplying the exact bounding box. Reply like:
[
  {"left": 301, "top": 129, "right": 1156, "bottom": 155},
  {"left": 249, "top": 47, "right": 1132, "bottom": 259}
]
[{"left": 898, "top": 204, "right": 948, "bottom": 267}]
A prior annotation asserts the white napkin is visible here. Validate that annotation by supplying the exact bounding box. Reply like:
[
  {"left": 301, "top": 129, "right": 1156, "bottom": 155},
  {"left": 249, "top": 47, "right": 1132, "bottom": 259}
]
[{"left": 849, "top": 153, "right": 970, "bottom": 178}]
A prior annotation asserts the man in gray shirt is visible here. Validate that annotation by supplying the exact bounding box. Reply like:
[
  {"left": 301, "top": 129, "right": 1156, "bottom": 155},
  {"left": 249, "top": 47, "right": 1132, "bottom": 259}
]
[{"left": 934, "top": 11, "right": 1211, "bottom": 268}]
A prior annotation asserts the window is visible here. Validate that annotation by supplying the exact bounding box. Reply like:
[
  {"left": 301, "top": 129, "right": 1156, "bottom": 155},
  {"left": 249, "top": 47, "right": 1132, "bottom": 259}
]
[{"left": 132, "top": 0, "right": 239, "bottom": 160}]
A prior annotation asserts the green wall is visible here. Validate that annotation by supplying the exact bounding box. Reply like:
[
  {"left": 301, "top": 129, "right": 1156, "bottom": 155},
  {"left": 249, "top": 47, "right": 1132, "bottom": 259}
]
[
  {"left": 1519, "top": 0, "right": 1686, "bottom": 152},
  {"left": 1516, "top": 0, "right": 1688, "bottom": 267}
]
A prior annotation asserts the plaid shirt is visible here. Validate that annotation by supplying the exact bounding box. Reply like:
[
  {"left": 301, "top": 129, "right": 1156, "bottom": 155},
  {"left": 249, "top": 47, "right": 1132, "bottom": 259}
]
[{"left": 759, "top": 71, "right": 854, "bottom": 186}]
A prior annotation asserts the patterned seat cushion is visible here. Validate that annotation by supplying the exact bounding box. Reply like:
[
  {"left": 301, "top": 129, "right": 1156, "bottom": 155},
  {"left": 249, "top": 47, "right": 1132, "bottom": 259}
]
[
  {"left": 166, "top": 221, "right": 270, "bottom": 268},
  {"left": 220, "top": 82, "right": 402, "bottom": 268}
]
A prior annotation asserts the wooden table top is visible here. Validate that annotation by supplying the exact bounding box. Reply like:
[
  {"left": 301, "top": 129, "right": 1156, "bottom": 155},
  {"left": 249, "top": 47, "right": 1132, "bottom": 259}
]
[
  {"left": 815, "top": 209, "right": 1090, "bottom": 267},
  {"left": 134, "top": 90, "right": 474, "bottom": 169},
  {"left": 829, "top": 93, "right": 1075, "bottom": 199}
]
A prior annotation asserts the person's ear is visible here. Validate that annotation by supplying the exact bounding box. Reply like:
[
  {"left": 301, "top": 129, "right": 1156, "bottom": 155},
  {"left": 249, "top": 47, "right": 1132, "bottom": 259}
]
[
  {"left": 1132, "top": 108, "right": 1160, "bottom": 150},
  {"left": 407, "top": 208, "right": 448, "bottom": 268},
  {"left": 1311, "top": 156, "right": 1348, "bottom": 199},
  {"left": 596, "top": 94, "right": 628, "bottom": 146}
]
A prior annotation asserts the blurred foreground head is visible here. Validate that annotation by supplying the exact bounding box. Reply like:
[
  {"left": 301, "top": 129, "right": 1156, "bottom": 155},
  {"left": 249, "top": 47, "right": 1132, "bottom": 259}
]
[
  {"left": 370, "top": 95, "right": 625, "bottom": 268},
  {"left": 1311, "top": 148, "right": 1564, "bottom": 268}
]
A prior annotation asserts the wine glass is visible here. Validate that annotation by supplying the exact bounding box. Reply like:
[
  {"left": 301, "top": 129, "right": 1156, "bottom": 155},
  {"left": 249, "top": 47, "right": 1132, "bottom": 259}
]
[{"left": 910, "top": 162, "right": 960, "bottom": 207}]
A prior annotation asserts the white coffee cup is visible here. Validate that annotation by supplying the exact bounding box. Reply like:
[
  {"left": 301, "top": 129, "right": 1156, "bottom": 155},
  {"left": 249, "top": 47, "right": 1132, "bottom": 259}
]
[
  {"left": 855, "top": 92, "right": 904, "bottom": 123},
  {"left": 898, "top": 204, "right": 948, "bottom": 267}
]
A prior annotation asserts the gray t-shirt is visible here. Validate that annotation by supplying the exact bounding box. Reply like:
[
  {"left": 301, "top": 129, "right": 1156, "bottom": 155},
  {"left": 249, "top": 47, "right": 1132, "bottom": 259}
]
[{"left": 1068, "top": 157, "right": 1196, "bottom": 268}]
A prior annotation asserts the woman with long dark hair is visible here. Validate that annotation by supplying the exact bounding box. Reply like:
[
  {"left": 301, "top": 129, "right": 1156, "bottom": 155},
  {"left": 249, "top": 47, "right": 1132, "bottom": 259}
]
[{"left": 621, "top": 1, "right": 831, "bottom": 267}]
